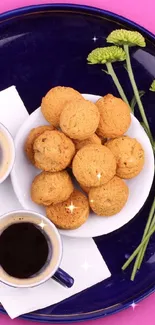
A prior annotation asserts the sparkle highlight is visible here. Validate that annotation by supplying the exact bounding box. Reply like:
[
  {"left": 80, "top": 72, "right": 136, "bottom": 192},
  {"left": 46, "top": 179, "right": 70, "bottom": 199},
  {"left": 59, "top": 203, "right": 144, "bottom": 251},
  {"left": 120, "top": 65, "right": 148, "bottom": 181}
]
[
  {"left": 92, "top": 36, "right": 98, "bottom": 42},
  {"left": 97, "top": 172, "right": 102, "bottom": 180},
  {"left": 130, "top": 302, "right": 138, "bottom": 311},
  {"left": 39, "top": 220, "right": 46, "bottom": 229},
  {"left": 66, "top": 202, "right": 77, "bottom": 214}
]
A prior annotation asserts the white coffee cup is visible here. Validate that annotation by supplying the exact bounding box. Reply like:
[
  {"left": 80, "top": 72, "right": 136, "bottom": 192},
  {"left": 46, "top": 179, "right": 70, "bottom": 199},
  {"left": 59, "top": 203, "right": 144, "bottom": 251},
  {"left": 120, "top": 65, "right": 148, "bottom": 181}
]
[
  {"left": 0, "top": 123, "right": 15, "bottom": 184},
  {"left": 0, "top": 210, "right": 74, "bottom": 288}
]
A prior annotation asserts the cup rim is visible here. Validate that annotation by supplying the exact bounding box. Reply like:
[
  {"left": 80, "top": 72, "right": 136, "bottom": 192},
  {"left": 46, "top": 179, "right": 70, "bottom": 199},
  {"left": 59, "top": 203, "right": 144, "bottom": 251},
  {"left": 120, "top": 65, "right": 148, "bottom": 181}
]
[
  {"left": 0, "top": 209, "right": 63, "bottom": 288},
  {"left": 0, "top": 123, "right": 15, "bottom": 184}
]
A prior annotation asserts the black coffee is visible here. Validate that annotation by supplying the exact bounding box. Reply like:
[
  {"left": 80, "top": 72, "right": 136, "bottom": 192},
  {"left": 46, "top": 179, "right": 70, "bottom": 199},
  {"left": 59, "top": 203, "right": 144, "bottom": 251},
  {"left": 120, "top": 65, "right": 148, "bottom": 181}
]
[{"left": 0, "top": 223, "right": 49, "bottom": 279}]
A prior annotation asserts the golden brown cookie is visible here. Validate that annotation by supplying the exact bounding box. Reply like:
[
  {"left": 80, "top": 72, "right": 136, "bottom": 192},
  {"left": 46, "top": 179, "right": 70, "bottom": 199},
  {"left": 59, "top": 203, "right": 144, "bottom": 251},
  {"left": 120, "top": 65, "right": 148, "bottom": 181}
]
[
  {"left": 89, "top": 176, "right": 129, "bottom": 216},
  {"left": 31, "top": 170, "right": 73, "bottom": 206},
  {"left": 73, "top": 133, "right": 101, "bottom": 151},
  {"left": 24, "top": 125, "right": 55, "bottom": 164},
  {"left": 68, "top": 134, "right": 101, "bottom": 169},
  {"left": 33, "top": 130, "right": 75, "bottom": 172},
  {"left": 105, "top": 136, "right": 145, "bottom": 178},
  {"left": 60, "top": 99, "right": 100, "bottom": 140},
  {"left": 96, "top": 94, "right": 131, "bottom": 138},
  {"left": 46, "top": 189, "right": 89, "bottom": 230},
  {"left": 41, "top": 86, "right": 82, "bottom": 127},
  {"left": 72, "top": 144, "right": 116, "bottom": 187}
]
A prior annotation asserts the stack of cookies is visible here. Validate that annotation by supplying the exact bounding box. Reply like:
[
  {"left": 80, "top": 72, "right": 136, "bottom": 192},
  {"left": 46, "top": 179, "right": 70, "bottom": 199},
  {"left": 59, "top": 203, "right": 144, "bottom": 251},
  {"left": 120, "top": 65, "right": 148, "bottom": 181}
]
[{"left": 24, "top": 86, "right": 145, "bottom": 230}]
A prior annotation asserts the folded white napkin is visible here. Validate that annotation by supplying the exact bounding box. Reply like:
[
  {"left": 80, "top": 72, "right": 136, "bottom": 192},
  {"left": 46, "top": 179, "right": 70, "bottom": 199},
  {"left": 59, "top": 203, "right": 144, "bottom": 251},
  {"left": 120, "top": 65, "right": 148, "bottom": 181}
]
[{"left": 0, "top": 86, "right": 111, "bottom": 319}]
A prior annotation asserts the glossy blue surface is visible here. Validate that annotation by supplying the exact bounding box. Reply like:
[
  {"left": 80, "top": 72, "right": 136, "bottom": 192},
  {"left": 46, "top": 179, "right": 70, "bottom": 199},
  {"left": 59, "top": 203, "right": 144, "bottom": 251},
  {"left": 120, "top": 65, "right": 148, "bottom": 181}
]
[
  {"left": 53, "top": 268, "right": 74, "bottom": 288},
  {"left": 0, "top": 4, "right": 155, "bottom": 323}
]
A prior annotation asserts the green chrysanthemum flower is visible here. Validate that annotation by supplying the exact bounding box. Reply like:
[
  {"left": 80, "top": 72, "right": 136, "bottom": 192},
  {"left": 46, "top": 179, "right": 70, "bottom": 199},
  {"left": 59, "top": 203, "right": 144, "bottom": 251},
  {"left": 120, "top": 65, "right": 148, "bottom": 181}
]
[
  {"left": 87, "top": 46, "right": 126, "bottom": 64},
  {"left": 107, "top": 29, "right": 146, "bottom": 47},
  {"left": 149, "top": 80, "right": 155, "bottom": 92}
]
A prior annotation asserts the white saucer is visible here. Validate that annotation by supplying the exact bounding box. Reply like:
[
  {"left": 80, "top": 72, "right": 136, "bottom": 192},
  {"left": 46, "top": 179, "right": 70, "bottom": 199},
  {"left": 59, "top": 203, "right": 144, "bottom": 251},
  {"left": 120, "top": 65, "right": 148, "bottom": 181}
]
[{"left": 11, "top": 94, "right": 154, "bottom": 238}]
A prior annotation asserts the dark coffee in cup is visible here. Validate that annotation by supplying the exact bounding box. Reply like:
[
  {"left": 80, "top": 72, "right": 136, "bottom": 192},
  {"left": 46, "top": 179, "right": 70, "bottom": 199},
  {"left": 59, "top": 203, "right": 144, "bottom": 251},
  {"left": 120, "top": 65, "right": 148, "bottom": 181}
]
[
  {"left": 0, "top": 222, "right": 50, "bottom": 279},
  {"left": 0, "top": 211, "right": 61, "bottom": 288},
  {"left": 0, "top": 210, "right": 74, "bottom": 288}
]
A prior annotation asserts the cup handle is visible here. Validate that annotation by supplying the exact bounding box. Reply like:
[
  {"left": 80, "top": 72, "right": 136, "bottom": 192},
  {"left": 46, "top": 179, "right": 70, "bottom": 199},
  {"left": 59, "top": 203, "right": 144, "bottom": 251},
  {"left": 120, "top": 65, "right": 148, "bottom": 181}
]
[{"left": 52, "top": 267, "right": 74, "bottom": 288}]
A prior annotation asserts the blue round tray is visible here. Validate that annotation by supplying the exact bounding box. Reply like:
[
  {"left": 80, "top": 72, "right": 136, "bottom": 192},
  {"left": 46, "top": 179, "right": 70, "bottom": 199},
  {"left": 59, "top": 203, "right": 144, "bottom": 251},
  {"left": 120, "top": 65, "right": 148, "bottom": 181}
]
[{"left": 0, "top": 3, "right": 155, "bottom": 323}]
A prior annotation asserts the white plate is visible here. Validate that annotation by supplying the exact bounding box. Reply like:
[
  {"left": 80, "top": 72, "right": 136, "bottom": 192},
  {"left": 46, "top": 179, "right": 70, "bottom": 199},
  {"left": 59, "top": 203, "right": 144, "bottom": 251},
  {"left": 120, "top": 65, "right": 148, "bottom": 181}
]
[{"left": 11, "top": 94, "right": 154, "bottom": 238}]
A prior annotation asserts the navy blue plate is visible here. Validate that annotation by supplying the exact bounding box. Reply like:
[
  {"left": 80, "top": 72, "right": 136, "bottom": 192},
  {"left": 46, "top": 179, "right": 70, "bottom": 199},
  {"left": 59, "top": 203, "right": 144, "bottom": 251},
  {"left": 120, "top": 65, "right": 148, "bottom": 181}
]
[{"left": 0, "top": 3, "right": 155, "bottom": 323}]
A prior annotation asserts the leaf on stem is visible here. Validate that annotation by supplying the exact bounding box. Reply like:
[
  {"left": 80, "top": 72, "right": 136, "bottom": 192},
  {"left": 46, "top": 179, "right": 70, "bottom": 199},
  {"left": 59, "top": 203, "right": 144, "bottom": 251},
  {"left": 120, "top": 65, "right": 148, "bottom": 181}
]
[
  {"left": 149, "top": 80, "right": 155, "bottom": 92},
  {"left": 130, "top": 90, "right": 145, "bottom": 112},
  {"left": 123, "top": 63, "right": 128, "bottom": 72},
  {"left": 101, "top": 69, "right": 110, "bottom": 75}
]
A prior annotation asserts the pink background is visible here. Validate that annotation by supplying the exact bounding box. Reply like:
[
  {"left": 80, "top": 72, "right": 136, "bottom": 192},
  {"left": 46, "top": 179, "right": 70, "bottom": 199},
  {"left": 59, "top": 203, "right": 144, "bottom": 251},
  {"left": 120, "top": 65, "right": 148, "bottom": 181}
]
[{"left": 0, "top": 0, "right": 155, "bottom": 324}]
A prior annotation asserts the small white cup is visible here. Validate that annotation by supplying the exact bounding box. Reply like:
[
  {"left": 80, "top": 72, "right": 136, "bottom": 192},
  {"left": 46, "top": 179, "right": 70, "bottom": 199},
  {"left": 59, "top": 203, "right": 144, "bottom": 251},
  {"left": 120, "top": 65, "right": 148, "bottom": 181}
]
[
  {"left": 0, "top": 123, "right": 15, "bottom": 184},
  {"left": 0, "top": 210, "right": 74, "bottom": 288}
]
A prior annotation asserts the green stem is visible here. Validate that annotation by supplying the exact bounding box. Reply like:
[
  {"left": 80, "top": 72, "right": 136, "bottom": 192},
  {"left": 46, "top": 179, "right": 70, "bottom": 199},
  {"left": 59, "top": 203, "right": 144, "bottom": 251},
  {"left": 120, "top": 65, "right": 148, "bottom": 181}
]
[
  {"left": 122, "top": 221, "right": 155, "bottom": 273},
  {"left": 133, "top": 214, "right": 155, "bottom": 278},
  {"left": 141, "top": 123, "right": 155, "bottom": 153},
  {"left": 124, "top": 44, "right": 154, "bottom": 145},
  {"left": 131, "top": 203, "right": 155, "bottom": 281},
  {"left": 138, "top": 205, "right": 155, "bottom": 269},
  {"left": 137, "top": 242, "right": 148, "bottom": 269},
  {"left": 137, "top": 198, "right": 155, "bottom": 269},
  {"left": 138, "top": 229, "right": 153, "bottom": 270},
  {"left": 106, "top": 62, "right": 130, "bottom": 108}
]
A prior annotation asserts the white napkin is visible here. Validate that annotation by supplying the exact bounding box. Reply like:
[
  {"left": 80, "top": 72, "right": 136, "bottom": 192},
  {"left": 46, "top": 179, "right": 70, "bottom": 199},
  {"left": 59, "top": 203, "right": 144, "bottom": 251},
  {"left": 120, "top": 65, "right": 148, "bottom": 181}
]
[{"left": 0, "top": 86, "right": 111, "bottom": 319}]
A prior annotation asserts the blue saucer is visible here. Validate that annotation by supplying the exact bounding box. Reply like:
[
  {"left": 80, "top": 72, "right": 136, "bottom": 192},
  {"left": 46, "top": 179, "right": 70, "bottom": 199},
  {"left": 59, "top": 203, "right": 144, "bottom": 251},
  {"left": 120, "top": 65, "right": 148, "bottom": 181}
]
[{"left": 0, "top": 4, "right": 155, "bottom": 323}]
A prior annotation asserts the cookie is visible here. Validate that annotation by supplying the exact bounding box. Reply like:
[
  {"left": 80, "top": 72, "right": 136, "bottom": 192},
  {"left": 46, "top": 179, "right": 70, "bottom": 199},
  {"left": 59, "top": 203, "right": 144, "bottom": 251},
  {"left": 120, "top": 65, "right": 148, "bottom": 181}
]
[
  {"left": 89, "top": 176, "right": 129, "bottom": 216},
  {"left": 72, "top": 144, "right": 116, "bottom": 187},
  {"left": 105, "top": 136, "right": 145, "bottom": 178},
  {"left": 96, "top": 94, "right": 131, "bottom": 138},
  {"left": 24, "top": 125, "right": 54, "bottom": 164},
  {"left": 41, "top": 86, "right": 82, "bottom": 127},
  {"left": 60, "top": 99, "right": 100, "bottom": 140},
  {"left": 33, "top": 130, "right": 75, "bottom": 172},
  {"left": 46, "top": 189, "right": 89, "bottom": 230},
  {"left": 31, "top": 170, "right": 73, "bottom": 206},
  {"left": 73, "top": 133, "right": 101, "bottom": 151}
]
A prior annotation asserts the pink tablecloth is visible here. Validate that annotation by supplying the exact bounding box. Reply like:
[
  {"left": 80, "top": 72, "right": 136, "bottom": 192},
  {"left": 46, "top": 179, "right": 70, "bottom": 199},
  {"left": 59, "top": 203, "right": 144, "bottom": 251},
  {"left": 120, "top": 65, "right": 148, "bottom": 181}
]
[{"left": 0, "top": 0, "right": 155, "bottom": 324}]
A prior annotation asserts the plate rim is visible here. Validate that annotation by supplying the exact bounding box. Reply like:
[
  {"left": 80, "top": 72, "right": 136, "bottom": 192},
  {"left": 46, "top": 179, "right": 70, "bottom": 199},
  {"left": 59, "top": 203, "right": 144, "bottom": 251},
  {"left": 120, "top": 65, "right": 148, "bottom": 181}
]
[
  {"left": 0, "top": 3, "right": 155, "bottom": 40},
  {"left": 0, "top": 3, "right": 155, "bottom": 323}
]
